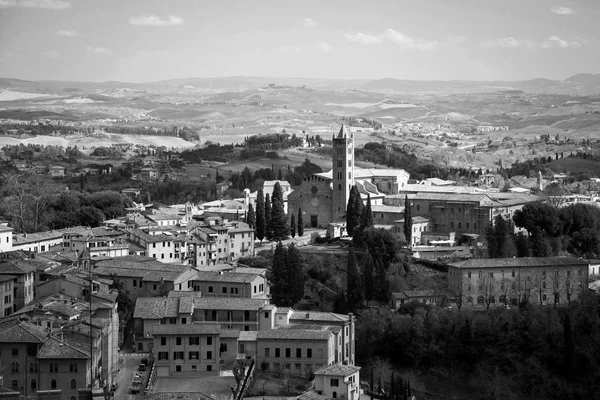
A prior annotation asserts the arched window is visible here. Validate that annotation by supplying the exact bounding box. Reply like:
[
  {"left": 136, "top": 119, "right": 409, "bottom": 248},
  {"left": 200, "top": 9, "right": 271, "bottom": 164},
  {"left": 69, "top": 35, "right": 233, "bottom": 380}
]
[
  {"left": 499, "top": 295, "right": 506, "bottom": 304},
  {"left": 70, "top": 379, "right": 77, "bottom": 389},
  {"left": 31, "top": 379, "right": 37, "bottom": 390},
  {"left": 71, "top": 397, "right": 77, "bottom": 400},
  {"left": 73, "top": 362, "right": 78, "bottom": 372},
  {"left": 51, "top": 379, "right": 57, "bottom": 389},
  {"left": 11, "top": 380, "right": 17, "bottom": 390},
  {"left": 69, "top": 363, "right": 74, "bottom": 372},
  {"left": 29, "top": 363, "right": 34, "bottom": 372},
  {"left": 477, "top": 296, "right": 484, "bottom": 305},
  {"left": 466, "top": 296, "right": 473, "bottom": 304},
  {"left": 11, "top": 361, "right": 19, "bottom": 373},
  {"left": 489, "top": 296, "right": 496, "bottom": 304}
]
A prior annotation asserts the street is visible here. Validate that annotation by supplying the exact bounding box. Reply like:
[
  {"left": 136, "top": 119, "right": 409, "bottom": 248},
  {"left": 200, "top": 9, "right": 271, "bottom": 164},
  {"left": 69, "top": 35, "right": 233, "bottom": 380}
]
[{"left": 113, "top": 353, "right": 149, "bottom": 400}]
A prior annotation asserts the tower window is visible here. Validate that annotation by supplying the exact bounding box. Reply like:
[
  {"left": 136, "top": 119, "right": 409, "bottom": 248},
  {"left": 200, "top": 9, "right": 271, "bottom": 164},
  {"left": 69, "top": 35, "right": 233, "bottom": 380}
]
[
  {"left": 348, "top": 172, "right": 352, "bottom": 179},
  {"left": 337, "top": 160, "right": 343, "bottom": 167},
  {"left": 338, "top": 184, "right": 341, "bottom": 190},
  {"left": 348, "top": 160, "right": 352, "bottom": 167}
]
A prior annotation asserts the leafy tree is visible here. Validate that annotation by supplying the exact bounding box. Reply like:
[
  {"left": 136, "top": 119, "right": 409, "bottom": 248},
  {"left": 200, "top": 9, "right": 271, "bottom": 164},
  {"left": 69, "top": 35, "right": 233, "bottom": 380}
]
[
  {"left": 360, "top": 194, "right": 373, "bottom": 230},
  {"left": 374, "top": 257, "right": 390, "bottom": 304},
  {"left": 346, "top": 247, "right": 363, "bottom": 313},
  {"left": 265, "top": 193, "right": 273, "bottom": 240},
  {"left": 515, "top": 232, "right": 530, "bottom": 257},
  {"left": 270, "top": 242, "right": 304, "bottom": 307},
  {"left": 486, "top": 215, "right": 516, "bottom": 258},
  {"left": 290, "top": 213, "right": 296, "bottom": 238},
  {"left": 255, "top": 189, "right": 265, "bottom": 242},
  {"left": 297, "top": 207, "right": 304, "bottom": 237},
  {"left": 513, "top": 201, "right": 562, "bottom": 238},
  {"left": 530, "top": 226, "right": 551, "bottom": 257},
  {"left": 270, "top": 182, "right": 288, "bottom": 241},
  {"left": 403, "top": 194, "right": 412, "bottom": 246},
  {"left": 247, "top": 203, "right": 256, "bottom": 229}
]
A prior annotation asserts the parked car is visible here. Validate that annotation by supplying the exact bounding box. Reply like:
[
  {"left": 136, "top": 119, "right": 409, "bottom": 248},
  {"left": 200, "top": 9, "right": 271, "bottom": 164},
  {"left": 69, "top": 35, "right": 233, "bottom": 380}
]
[{"left": 139, "top": 363, "right": 147, "bottom": 372}]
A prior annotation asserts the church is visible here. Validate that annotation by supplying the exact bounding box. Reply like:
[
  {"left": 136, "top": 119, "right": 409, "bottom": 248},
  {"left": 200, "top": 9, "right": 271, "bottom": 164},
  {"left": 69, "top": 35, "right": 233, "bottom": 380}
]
[{"left": 288, "top": 125, "right": 410, "bottom": 228}]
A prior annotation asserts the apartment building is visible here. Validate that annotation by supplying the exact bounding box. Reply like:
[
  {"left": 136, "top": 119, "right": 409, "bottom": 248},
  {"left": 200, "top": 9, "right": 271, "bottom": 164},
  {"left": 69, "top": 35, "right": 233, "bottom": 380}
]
[
  {"left": 0, "top": 223, "right": 13, "bottom": 253},
  {"left": 448, "top": 257, "right": 591, "bottom": 307},
  {"left": 0, "top": 275, "right": 16, "bottom": 317},
  {"left": 192, "top": 220, "right": 255, "bottom": 267},
  {"left": 92, "top": 257, "right": 197, "bottom": 301},
  {"left": 190, "top": 270, "right": 267, "bottom": 299},
  {"left": 0, "top": 260, "right": 35, "bottom": 312},
  {"left": 152, "top": 324, "right": 221, "bottom": 376},
  {"left": 125, "top": 229, "right": 183, "bottom": 264},
  {"left": 0, "top": 321, "right": 92, "bottom": 400}
]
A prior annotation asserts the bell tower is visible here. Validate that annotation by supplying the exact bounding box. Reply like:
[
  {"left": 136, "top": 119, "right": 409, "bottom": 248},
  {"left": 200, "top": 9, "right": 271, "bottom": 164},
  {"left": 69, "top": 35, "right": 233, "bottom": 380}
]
[{"left": 331, "top": 124, "right": 355, "bottom": 221}]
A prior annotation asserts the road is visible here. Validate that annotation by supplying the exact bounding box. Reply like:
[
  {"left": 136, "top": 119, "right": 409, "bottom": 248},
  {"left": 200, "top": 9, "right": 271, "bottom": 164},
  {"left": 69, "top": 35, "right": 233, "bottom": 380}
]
[{"left": 113, "top": 353, "right": 149, "bottom": 400}]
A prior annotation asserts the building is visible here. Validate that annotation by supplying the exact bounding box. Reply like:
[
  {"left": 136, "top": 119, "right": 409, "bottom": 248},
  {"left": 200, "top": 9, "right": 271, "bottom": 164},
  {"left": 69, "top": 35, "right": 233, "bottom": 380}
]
[
  {"left": 390, "top": 289, "right": 452, "bottom": 308},
  {"left": 0, "top": 275, "right": 17, "bottom": 317},
  {"left": 314, "top": 364, "right": 361, "bottom": 400},
  {"left": 152, "top": 324, "right": 221, "bottom": 376},
  {"left": 0, "top": 223, "right": 13, "bottom": 253},
  {"left": 0, "top": 320, "right": 92, "bottom": 399},
  {"left": 192, "top": 220, "right": 255, "bottom": 267},
  {"left": 0, "top": 260, "right": 35, "bottom": 312},
  {"left": 48, "top": 166, "right": 65, "bottom": 178},
  {"left": 92, "top": 256, "right": 197, "bottom": 301},
  {"left": 447, "top": 257, "right": 591, "bottom": 307},
  {"left": 125, "top": 228, "right": 183, "bottom": 264},
  {"left": 393, "top": 216, "right": 432, "bottom": 246},
  {"left": 189, "top": 270, "right": 267, "bottom": 299},
  {"left": 140, "top": 168, "right": 158, "bottom": 180},
  {"left": 288, "top": 125, "right": 409, "bottom": 228}
]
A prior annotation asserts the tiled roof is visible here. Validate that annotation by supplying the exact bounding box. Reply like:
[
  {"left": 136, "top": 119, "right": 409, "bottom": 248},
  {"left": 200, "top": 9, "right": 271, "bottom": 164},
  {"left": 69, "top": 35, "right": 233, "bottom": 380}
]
[
  {"left": 0, "top": 321, "right": 49, "bottom": 343},
  {"left": 193, "top": 297, "right": 267, "bottom": 311},
  {"left": 449, "top": 256, "right": 591, "bottom": 269},
  {"left": 290, "top": 311, "right": 350, "bottom": 323},
  {"left": 220, "top": 329, "right": 241, "bottom": 339},
  {"left": 0, "top": 259, "right": 37, "bottom": 274},
  {"left": 257, "top": 327, "right": 332, "bottom": 341},
  {"left": 315, "top": 364, "right": 361, "bottom": 376},
  {"left": 297, "top": 391, "right": 330, "bottom": 400},
  {"left": 0, "top": 275, "right": 17, "bottom": 283},
  {"left": 152, "top": 325, "right": 220, "bottom": 335},
  {"left": 239, "top": 331, "right": 258, "bottom": 341},
  {"left": 396, "top": 185, "right": 481, "bottom": 195},
  {"left": 407, "top": 192, "right": 499, "bottom": 206},
  {"left": 179, "top": 296, "right": 196, "bottom": 314},
  {"left": 134, "top": 297, "right": 179, "bottom": 319},
  {"left": 275, "top": 307, "right": 291, "bottom": 314},
  {"left": 193, "top": 271, "right": 261, "bottom": 284},
  {"left": 37, "top": 336, "right": 90, "bottom": 359},
  {"left": 371, "top": 204, "right": 404, "bottom": 213},
  {"left": 93, "top": 258, "right": 192, "bottom": 282},
  {"left": 355, "top": 168, "right": 409, "bottom": 178}
]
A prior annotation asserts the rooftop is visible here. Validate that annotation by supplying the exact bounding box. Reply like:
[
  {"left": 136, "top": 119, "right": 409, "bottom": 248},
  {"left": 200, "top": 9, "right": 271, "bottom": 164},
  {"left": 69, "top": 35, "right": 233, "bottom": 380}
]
[
  {"left": 290, "top": 311, "right": 350, "bottom": 323},
  {"left": 152, "top": 324, "right": 220, "bottom": 335},
  {"left": 449, "top": 256, "right": 592, "bottom": 269},
  {"left": 257, "top": 327, "right": 333, "bottom": 341},
  {"left": 315, "top": 364, "right": 361, "bottom": 376}
]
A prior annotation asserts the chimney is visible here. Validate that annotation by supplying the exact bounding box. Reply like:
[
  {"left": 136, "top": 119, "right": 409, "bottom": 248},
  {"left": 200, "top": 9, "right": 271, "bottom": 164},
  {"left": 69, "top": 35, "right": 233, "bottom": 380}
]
[{"left": 306, "top": 312, "right": 310, "bottom": 318}]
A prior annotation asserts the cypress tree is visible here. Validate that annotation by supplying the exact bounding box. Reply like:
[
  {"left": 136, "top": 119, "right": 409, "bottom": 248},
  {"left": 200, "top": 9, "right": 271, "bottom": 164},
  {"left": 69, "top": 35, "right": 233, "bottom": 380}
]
[
  {"left": 278, "top": 169, "right": 283, "bottom": 180},
  {"left": 346, "top": 247, "right": 363, "bottom": 313},
  {"left": 403, "top": 194, "right": 412, "bottom": 246},
  {"left": 346, "top": 186, "right": 357, "bottom": 236},
  {"left": 363, "top": 253, "right": 375, "bottom": 306},
  {"left": 256, "top": 189, "right": 265, "bottom": 242},
  {"left": 563, "top": 313, "right": 574, "bottom": 381},
  {"left": 360, "top": 194, "right": 373, "bottom": 230},
  {"left": 265, "top": 193, "right": 273, "bottom": 240},
  {"left": 297, "top": 208, "right": 304, "bottom": 237},
  {"left": 290, "top": 213, "right": 296, "bottom": 238},
  {"left": 374, "top": 257, "right": 390, "bottom": 304},
  {"left": 270, "top": 182, "right": 289, "bottom": 241},
  {"left": 353, "top": 187, "right": 364, "bottom": 232},
  {"left": 285, "top": 243, "right": 304, "bottom": 307},
  {"left": 485, "top": 222, "right": 498, "bottom": 258},
  {"left": 270, "top": 241, "right": 287, "bottom": 305},
  {"left": 247, "top": 203, "right": 256, "bottom": 229}
]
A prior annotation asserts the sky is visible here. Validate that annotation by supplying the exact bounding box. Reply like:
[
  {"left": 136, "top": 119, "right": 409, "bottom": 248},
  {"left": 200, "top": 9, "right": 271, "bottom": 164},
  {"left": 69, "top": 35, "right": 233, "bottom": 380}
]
[{"left": 0, "top": 0, "right": 599, "bottom": 82}]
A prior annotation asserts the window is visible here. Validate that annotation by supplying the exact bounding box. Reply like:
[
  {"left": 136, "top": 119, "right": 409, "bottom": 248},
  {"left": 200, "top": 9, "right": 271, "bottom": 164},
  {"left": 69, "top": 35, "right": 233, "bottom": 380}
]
[
  {"left": 542, "top": 282, "right": 546, "bottom": 289},
  {"left": 170, "top": 317, "right": 177, "bottom": 324},
  {"left": 133, "top": 280, "right": 137, "bottom": 287},
  {"left": 489, "top": 272, "right": 493, "bottom": 278},
  {"left": 31, "top": 379, "right": 36, "bottom": 390},
  {"left": 153, "top": 243, "right": 156, "bottom": 248},
  {"left": 286, "top": 348, "right": 291, "bottom": 358},
  {"left": 512, "top": 270, "right": 515, "bottom": 278},
  {"left": 182, "top": 317, "right": 187, "bottom": 325},
  {"left": 207, "top": 365, "right": 212, "bottom": 372},
  {"left": 161, "top": 254, "right": 165, "bottom": 259},
  {"left": 158, "top": 352, "right": 169, "bottom": 360},
  {"left": 331, "top": 378, "right": 339, "bottom": 387},
  {"left": 222, "top": 287, "right": 227, "bottom": 294},
  {"left": 189, "top": 337, "right": 199, "bottom": 345},
  {"left": 174, "top": 352, "right": 184, "bottom": 360},
  {"left": 467, "top": 284, "right": 472, "bottom": 292},
  {"left": 296, "top": 348, "right": 301, "bottom": 358},
  {"left": 176, "top": 365, "right": 182, "bottom": 372},
  {"left": 161, "top": 337, "right": 166, "bottom": 346},
  {"left": 265, "top": 348, "right": 270, "bottom": 357},
  {"left": 12, "top": 380, "right": 18, "bottom": 390},
  {"left": 478, "top": 271, "right": 482, "bottom": 279},
  {"left": 176, "top": 337, "right": 182, "bottom": 345},
  {"left": 11, "top": 361, "right": 19, "bottom": 373},
  {"left": 153, "top": 284, "right": 157, "bottom": 290},
  {"left": 450, "top": 222, "right": 454, "bottom": 229},
  {"left": 458, "top": 222, "right": 462, "bottom": 229},
  {"left": 208, "top": 286, "right": 213, "bottom": 293},
  {"left": 71, "top": 379, "right": 77, "bottom": 389},
  {"left": 12, "top": 348, "right": 18, "bottom": 356},
  {"left": 467, "top": 271, "right": 471, "bottom": 279},
  {"left": 307, "top": 349, "right": 312, "bottom": 358},
  {"left": 275, "top": 348, "right": 280, "bottom": 358},
  {"left": 206, "top": 351, "right": 212, "bottom": 360},
  {"left": 69, "top": 363, "right": 78, "bottom": 372},
  {"left": 51, "top": 379, "right": 57, "bottom": 390},
  {"left": 264, "top": 312, "right": 269, "bottom": 318},
  {"left": 207, "top": 336, "right": 212, "bottom": 345}
]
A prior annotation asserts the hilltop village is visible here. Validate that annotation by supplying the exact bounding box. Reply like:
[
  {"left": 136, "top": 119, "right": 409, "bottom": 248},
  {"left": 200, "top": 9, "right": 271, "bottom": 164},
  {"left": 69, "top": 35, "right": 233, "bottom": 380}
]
[{"left": 0, "top": 124, "right": 599, "bottom": 400}]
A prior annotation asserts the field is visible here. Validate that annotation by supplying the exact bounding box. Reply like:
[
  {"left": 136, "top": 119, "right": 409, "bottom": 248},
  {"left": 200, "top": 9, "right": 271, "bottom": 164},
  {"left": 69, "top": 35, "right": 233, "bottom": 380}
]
[{"left": 546, "top": 157, "right": 600, "bottom": 174}]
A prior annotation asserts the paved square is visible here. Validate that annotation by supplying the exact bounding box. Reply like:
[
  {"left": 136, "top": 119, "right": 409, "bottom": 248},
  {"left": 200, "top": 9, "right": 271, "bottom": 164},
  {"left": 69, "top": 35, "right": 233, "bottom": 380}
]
[{"left": 154, "top": 375, "right": 237, "bottom": 396}]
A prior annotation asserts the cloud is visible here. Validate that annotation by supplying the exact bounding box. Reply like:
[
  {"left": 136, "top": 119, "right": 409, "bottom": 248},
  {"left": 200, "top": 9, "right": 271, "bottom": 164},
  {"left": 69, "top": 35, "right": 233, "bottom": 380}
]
[
  {"left": 272, "top": 46, "right": 304, "bottom": 53},
  {"left": 447, "top": 36, "right": 468, "bottom": 44},
  {"left": 0, "top": 0, "right": 70, "bottom": 9},
  {"left": 344, "top": 29, "right": 437, "bottom": 49},
  {"left": 85, "top": 46, "right": 111, "bottom": 55},
  {"left": 56, "top": 29, "right": 81, "bottom": 37},
  {"left": 482, "top": 36, "right": 581, "bottom": 49},
  {"left": 43, "top": 51, "right": 61, "bottom": 59},
  {"left": 551, "top": 6, "right": 574, "bottom": 15},
  {"left": 303, "top": 17, "right": 316, "bottom": 28},
  {"left": 129, "top": 14, "right": 183, "bottom": 27},
  {"left": 319, "top": 42, "right": 333, "bottom": 52}
]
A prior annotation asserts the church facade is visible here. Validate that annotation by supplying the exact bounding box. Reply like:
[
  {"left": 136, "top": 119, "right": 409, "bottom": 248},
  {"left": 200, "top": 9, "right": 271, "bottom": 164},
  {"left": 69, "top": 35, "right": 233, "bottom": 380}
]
[{"left": 288, "top": 125, "right": 410, "bottom": 228}]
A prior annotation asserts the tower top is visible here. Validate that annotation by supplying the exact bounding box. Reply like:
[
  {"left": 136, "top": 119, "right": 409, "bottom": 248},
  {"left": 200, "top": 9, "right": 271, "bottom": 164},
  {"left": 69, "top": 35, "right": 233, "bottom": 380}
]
[{"left": 337, "top": 124, "right": 350, "bottom": 139}]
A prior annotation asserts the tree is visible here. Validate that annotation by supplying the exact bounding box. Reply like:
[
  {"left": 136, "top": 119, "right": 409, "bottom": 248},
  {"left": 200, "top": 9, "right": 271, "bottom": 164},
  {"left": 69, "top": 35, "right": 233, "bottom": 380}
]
[
  {"left": 360, "top": 194, "right": 374, "bottom": 230},
  {"left": 247, "top": 203, "right": 256, "bottom": 229},
  {"left": 562, "top": 314, "right": 574, "bottom": 382},
  {"left": 485, "top": 223, "right": 498, "bottom": 258},
  {"left": 346, "top": 247, "right": 363, "bottom": 313},
  {"left": 374, "top": 257, "right": 390, "bottom": 304},
  {"left": 515, "top": 232, "right": 530, "bottom": 257},
  {"left": 530, "top": 226, "right": 551, "bottom": 257},
  {"left": 548, "top": 269, "right": 565, "bottom": 308},
  {"left": 297, "top": 208, "right": 304, "bottom": 237},
  {"left": 479, "top": 272, "right": 500, "bottom": 309},
  {"left": 513, "top": 202, "right": 562, "bottom": 238},
  {"left": 285, "top": 243, "right": 305, "bottom": 307},
  {"left": 362, "top": 253, "right": 375, "bottom": 306},
  {"left": 403, "top": 194, "right": 412, "bottom": 247},
  {"left": 255, "top": 189, "right": 265, "bottom": 242},
  {"left": 346, "top": 186, "right": 358, "bottom": 237},
  {"left": 486, "top": 215, "right": 516, "bottom": 258},
  {"left": 270, "top": 182, "right": 288, "bottom": 241},
  {"left": 265, "top": 193, "right": 272, "bottom": 240},
  {"left": 270, "top": 241, "right": 287, "bottom": 305},
  {"left": 290, "top": 213, "right": 296, "bottom": 238}
]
